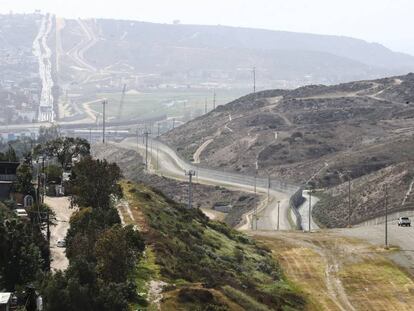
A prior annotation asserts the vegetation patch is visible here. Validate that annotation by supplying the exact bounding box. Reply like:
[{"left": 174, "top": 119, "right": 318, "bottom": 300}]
[{"left": 122, "top": 181, "right": 306, "bottom": 310}]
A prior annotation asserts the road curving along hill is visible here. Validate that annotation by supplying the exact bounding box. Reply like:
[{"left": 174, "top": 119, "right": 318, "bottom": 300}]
[{"left": 162, "top": 73, "right": 414, "bottom": 227}]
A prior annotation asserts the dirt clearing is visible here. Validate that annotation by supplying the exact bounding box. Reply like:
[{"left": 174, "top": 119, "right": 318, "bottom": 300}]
[{"left": 254, "top": 231, "right": 414, "bottom": 311}]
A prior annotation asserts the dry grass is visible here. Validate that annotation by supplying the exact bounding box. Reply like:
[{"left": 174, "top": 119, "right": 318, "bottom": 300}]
[{"left": 255, "top": 231, "right": 414, "bottom": 311}]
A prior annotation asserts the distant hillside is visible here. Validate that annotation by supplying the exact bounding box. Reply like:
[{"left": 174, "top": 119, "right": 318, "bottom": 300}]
[
  {"left": 162, "top": 73, "right": 414, "bottom": 226},
  {"left": 59, "top": 18, "right": 414, "bottom": 87}
]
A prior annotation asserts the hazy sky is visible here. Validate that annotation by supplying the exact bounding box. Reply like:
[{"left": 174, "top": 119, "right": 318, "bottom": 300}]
[{"left": 1, "top": 0, "right": 413, "bottom": 55}]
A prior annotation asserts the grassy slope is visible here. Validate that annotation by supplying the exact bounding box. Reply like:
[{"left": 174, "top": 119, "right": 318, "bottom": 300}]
[{"left": 121, "top": 181, "right": 306, "bottom": 310}]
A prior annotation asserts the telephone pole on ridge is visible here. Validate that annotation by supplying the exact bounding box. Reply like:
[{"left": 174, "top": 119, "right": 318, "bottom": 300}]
[{"left": 253, "top": 66, "right": 256, "bottom": 94}]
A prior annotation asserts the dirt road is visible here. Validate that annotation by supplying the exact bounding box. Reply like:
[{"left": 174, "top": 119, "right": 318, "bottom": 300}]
[
  {"left": 255, "top": 231, "right": 414, "bottom": 311},
  {"left": 117, "top": 138, "right": 293, "bottom": 230},
  {"left": 45, "top": 196, "right": 74, "bottom": 271}
]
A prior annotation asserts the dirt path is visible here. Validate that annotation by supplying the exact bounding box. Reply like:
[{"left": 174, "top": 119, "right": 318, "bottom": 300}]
[
  {"left": 45, "top": 196, "right": 74, "bottom": 271},
  {"left": 255, "top": 231, "right": 414, "bottom": 311},
  {"left": 193, "top": 139, "right": 213, "bottom": 163}
]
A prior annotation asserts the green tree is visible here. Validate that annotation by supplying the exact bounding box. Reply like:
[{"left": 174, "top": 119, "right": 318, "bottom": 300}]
[
  {"left": 0, "top": 204, "right": 45, "bottom": 291},
  {"left": 38, "top": 125, "right": 61, "bottom": 145},
  {"left": 35, "top": 137, "right": 90, "bottom": 170},
  {"left": 13, "top": 162, "right": 34, "bottom": 195},
  {"left": 0, "top": 145, "right": 18, "bottom": 162},
  {"left": 70, "top": 157, "right": 122, "bottom": 209},
  {"left": 95, "top": 225, "right": 144, "bottom": 283},
  {"left": 45, "top": 165, "right": 63, "bottom": 184}
]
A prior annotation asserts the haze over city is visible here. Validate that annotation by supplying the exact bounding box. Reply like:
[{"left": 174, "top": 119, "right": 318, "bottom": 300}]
[{"left": 1, "top": 0, "right": 414, "bottom": 55}]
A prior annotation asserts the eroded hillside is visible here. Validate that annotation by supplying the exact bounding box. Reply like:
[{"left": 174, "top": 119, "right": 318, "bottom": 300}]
[{"left": 162, "top": 73, "right": 414, "bottom": 226}]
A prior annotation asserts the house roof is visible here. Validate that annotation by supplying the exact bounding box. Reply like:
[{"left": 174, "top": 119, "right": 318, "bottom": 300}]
[{"left": 0, "top": 292, "right": 11, "bottom": 304}]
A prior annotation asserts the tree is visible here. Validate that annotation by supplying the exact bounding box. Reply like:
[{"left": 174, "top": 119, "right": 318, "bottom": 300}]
[
  {"left": 35, "top": 137, "right": 90, "bottom": 170},
  {"left": 0, "top": 204, "right": 45, "bottom": 291},
  {"left": 95, "top": 225, "right": 144, "bottom": 283},
  {"left": 38, "top": 125, "right": 61, "bottom": 145},
  {"left": 70, "top": 157, "right": 122, "bottom": 209},
  {"left": 45, "top": 165, "right": 63, "bottom": 185},
  {"left": 13, "top": 162, "right": 35, "bottom": 195},
  {"left": 0, "top": 145, "right": 18, "bottom": 162}
]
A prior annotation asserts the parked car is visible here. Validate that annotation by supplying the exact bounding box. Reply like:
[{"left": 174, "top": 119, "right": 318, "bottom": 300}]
[
  {"left": 57, "top": 239, "right": 66, "bottom": 248},
  {"left": 398, "top": 217, "right": 411, "bottom": 227},
  {"left": 14, "top": 208, "right": 29, "bottom": 219}
]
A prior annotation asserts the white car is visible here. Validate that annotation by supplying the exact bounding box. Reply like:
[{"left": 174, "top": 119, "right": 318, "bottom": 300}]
[
  {"left": 57, "top": 239, "right": 66, "bottom": 248},
  {"left": 14, "top": 209, "right": 29, "bottom": 219},
  {"left": 398, "top": 217, "right": 411, "bottom": 227}
]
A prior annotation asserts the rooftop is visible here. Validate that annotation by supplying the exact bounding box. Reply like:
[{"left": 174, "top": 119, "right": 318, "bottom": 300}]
[{"left": 0, "top": 292, "right": 11, "bottom": 304}]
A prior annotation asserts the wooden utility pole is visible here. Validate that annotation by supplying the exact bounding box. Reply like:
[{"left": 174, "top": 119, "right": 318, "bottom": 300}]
[
  {"left": 213, "top": 90, "right": 216, "bottom": 110},
  {"left": 309, "top": 190, "right": 312, "bottom": 232},
  {"left": 253, "top": 66, "right": 256, "bottom": 94},
  {"left": 102, "top": 99, "right": 107, "bottom": 143},
  {"left": 277, "top": 201, "right": 280, "bottom": 231},
  {"left": 385, "top": 184, "right": 389, "bottom": 249},
  {"left": 143, "top": 130, "right": 150, "bottom": 171},
  {"left": 185, "top": 170, "right": 196, "bottom": 209},
  {"left": 348, "top": 174, "right": 352, "bottom": 227}
]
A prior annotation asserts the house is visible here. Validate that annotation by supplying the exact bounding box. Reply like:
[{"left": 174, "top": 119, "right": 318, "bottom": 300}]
[
  {"left": 0, "top": 292, "right": 11, "bottom": 311},
  {"left": 0, "top": 162, "right": 19, "bottom": 200}
]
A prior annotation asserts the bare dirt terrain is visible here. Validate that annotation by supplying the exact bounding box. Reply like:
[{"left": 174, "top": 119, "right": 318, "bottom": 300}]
[
  {"left": 255, "top": 231, "right": 414, "bottom": 311},
  {"left": 45, "top": 196, "right": 74, "bottom": 271},
  {"left": 162, "top": 74, "right": 414, "bottom": 227}
]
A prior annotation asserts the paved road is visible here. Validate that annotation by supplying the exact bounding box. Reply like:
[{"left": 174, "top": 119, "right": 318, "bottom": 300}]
[
  {"left": 45, "top": 196, "right": 74, "bottom": 271},
  {"left": 117, "top": 137, "right": 297, "bottom": 230},
  {"left": 336, "top": 219, "right": 414, "bottom": 274}
]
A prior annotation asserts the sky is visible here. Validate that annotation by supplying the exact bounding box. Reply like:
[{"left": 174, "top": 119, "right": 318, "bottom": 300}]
[{"left": 1, "top": 0, "right": 413, "bottom": 55}]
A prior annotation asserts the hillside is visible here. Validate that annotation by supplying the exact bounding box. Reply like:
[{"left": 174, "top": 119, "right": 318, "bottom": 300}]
[
  {"left": 162, "top": 73, "right": 414, "bottom": 226},
  {"left": 57, "top": 17, "right": 414, "bottom": 88},
  {"left": 92, "top": 143, "right": 260, "bottom": 227},
  {"left": 119, "top": 181, "right": 306, "bottom": 310}
]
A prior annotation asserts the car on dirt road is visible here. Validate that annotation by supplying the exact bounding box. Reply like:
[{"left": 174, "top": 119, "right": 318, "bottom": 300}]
[{"left": 398, "top": 217, "right": 411, "bottom": 227}]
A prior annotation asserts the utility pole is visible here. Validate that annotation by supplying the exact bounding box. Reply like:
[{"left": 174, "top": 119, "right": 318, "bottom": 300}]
[
  {"left": 42, "top": 156, "right": 45, "bottom": 204},
  {"left": 185, "top": 170, "right": 196, "bottom": 209},
  {"left": 204, "top": 98, "right": 207, "bottom": 114},
  {"left": 46, "top": 210, "right": 50, "bottom": 270},
  {"left": 102, "top": 99, "right": 107, "bottom": 144},
  {"left": 136, "top": 128, "right": 140, "bottom": 170},
  {"left": 348, "top": 174, "right": 352, "bottom": 227},
  {"left": 254, "top": 170, "right": 257, "bottom": 194},
  {"left": 253, "top": 66, "right": 256, "bottom": 94},
  {"left": 172, "top": 118, "right": 175, "bottom": 130},
  {"left": 267, "top": 174, "right": 270, "bottom": 203},
  {"left": 144, "top": 130, "right": 150, "bottom": 171},
  {"left": 308, "top": 188, "right": 312, "bottom": 232},
  {"left": 89, "top": 128, "right": 92, "bottom": 143},
  {"left": 385, "top": 184, "right": 389, "bottom": 249},
  {"left": 213, "top": 90, "right": 216, "bottom": 110},
  {"left": 156, "top": 142, "right": 159, "bottom": 171},
  {"left": 277, "top": 201, "right": 280, "bottom": 231}
]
